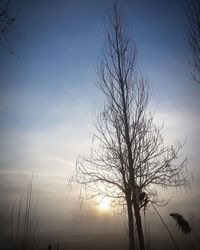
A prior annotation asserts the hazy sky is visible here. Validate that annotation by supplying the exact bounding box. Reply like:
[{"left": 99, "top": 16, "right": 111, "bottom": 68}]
[{"left": 0, "top": 0, "right": 200, "bottom": 244}]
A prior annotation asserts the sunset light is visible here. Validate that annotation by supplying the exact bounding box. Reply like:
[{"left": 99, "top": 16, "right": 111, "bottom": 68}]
[
  {"left": 0, "top": 1, "right": 199, "bottom": 250},
  {"left": 98, "top": 198, "right": 111, "bottom": 211}
]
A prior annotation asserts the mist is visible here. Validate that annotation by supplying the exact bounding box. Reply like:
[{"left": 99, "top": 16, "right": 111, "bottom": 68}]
[{"left": 0, "top": 0, "right": 200, "bottom": 250}]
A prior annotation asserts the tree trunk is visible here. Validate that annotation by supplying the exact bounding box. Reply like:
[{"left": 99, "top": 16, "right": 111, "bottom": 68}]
[
  {"left": 132, "top": 199, "right": 145, "bottom": 250},
  {"left": 126, "top": 193, "right": 135, "bottom": 250},
  {"left": 120, "top": 84, "right": 146, "bottom": 250}
]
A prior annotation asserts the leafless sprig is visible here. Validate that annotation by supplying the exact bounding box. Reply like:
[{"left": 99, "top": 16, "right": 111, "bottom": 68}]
[
  {"left": 0, "top": 0, "right": 21, "bottom": 54},
  {"left": 8, "top": 177, "right": 38, "bottom": 250},
  {"left": 185, "top": 0, "right": 200, "bottom": 83}
]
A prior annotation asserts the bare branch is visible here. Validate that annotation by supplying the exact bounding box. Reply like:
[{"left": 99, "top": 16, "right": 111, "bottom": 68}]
[
  {"left": 0, "top": 0, "right": 21, "bottom": 54},
  {"left": 185, "top": 0, "right": 200, "bottom": 83}
]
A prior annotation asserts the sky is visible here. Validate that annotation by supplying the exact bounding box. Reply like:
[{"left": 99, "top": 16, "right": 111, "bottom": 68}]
[{"left": 0, "top": 0, "right": 200, "bottom": 247}]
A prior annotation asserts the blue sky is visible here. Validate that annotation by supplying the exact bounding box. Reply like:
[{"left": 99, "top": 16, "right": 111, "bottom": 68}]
[{"left": 0, "top": 0, "right": 200, "bottom": 237}]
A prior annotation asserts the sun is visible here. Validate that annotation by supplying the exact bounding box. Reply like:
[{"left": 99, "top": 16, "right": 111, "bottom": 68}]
[{"left": 98, "top": 198, "right": 110, "bottom": 211}]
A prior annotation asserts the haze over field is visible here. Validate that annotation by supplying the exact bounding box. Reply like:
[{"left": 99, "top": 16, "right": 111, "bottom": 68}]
[{"left": 0, "top": 0, "right": 200, "bottom": 249}]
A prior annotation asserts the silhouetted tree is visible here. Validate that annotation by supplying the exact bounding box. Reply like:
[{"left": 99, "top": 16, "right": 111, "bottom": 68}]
[
  {"left": 71, "top": 3, "right": 188, "bottom": 250},
  {"left": 185, "top": 0, "right": 200, "bottom": 83},
  {"left": 0, "top": 0, "right": 21, "bottom": 54},
  {"left": 8, "top": 177, "right": 38, "bottom": 250}
]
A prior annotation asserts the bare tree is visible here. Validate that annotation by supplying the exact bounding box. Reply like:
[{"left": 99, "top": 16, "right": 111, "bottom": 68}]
[
  {"left": 71, "top": 3, "right": 188, "bottom": 250},
  {"left": 185, "top": 0, "right": 200, "bottom": 83},
  {"left": 0, "top": 0, "right": 21, "bottom": 54},
  {"left": 8, "top": 177, "right": 39, "bottom": 250}
]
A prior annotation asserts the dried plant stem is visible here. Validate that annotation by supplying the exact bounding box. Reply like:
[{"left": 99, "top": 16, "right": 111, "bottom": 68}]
[
  {"left": 152, "top": 204, "right": 180, "bottom": 250},
  {"left": 192, "top": 230, "right": 200, "bottom": 245}
]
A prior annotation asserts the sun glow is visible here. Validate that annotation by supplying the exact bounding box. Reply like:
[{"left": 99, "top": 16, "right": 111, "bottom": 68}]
[{"left": 98, "top": 198, "right": 110, "bottom": 211}]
